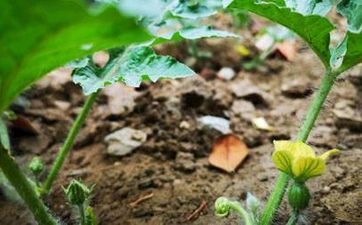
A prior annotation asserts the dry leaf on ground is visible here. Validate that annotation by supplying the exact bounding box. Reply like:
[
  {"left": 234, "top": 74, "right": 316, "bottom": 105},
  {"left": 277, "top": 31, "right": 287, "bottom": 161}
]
[
  {"left": 275, "top": 40, "right": 297, "bottom": 61},
  {"left": 208, "top": 134, "right": 249, "bottom": 172}
]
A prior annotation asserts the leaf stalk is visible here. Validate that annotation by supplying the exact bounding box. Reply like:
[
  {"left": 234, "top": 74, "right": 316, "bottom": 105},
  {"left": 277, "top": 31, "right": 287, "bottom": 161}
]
[{"left": 42, "top": 92, "right": 99, "bottom": 195}]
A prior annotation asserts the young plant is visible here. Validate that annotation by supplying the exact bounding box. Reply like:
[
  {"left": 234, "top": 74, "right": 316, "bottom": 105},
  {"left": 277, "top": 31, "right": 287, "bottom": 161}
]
[
  {"left": 0, "top": 0, "right": 152, "bottom": 223},
  {"left": 29, "top": 157, "right": 45, "bottom": 188},
  {"left": 64, "top": 180, "right": 96, "bottom": 225},
  {"left": 215, "top": 0, "right": 362, "bottom": 224}
]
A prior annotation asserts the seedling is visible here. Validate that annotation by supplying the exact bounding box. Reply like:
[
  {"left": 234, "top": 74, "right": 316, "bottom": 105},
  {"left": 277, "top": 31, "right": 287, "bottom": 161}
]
[
  {"left": 215, "top": 0, "right": 362, "bottom": 225},
  {"left": 29, "top": 157, "right": 45, "bottom": 189},
  {"left": 64, "top": 180, "right": 96, "bottom": 225}
]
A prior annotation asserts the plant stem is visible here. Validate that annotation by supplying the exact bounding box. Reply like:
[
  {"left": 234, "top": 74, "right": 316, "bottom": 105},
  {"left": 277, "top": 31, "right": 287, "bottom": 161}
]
[
  {"left": 0, "top": 146, "right": 58, "bottom": 225},
  {"left": 43, "top": 92, "right": 99, "bottom": 195},
  {"left": 285, "top": 211, "right": 299, "bottom": 225},
  {"left": 296, "top": 72, "right": 337, "bottom": 141},
  {"left": 229, "top": 201, "right": 255, "bottom": 225},
  {"left": 259, "top": 71, "right": 337, "bottom": 225},
  {"left": 79, "top": 204, "right": 86, "bottom": 225}
]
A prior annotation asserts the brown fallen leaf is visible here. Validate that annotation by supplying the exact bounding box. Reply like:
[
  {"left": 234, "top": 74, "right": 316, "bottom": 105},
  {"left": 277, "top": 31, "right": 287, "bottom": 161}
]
[
  {"left": 10, "top": 115, "right": 39, "bottom": 135},
  {"left": 275, "top": 40, "right": 297, "bottom": 61},
  {"left": 208, "top": 134, "right": 249, "bottom": 172}
]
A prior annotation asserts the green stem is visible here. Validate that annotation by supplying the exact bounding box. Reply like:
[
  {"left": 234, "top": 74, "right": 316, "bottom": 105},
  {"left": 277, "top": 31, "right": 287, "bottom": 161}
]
[
  {"left": 296, "top": 72, "right": 337, "bottom": 141},
  {"left": 0, "top": 146, "right": 58, "bottom": 225},
  {"left": 285, "top": 211, "right": 299, "bottom": 225},
  {"left": 259, "top": 71, "right": 338, "bottom": 225},
  {"left": 43, "top": 92, "right": 98, "bottom": 195},
  {"left": 79, "top": 204, "right": 86, "bottom": 225},
  {"left": 216, "top": 197, "right": 255, "bottom": 225},
  {"left": 229, "top": 201, "right": 254, "bottom": 225}
]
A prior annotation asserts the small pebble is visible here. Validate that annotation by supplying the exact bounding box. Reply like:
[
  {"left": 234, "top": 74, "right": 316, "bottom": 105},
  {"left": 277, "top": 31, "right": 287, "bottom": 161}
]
[
  {"left": 217, "top": 67, "right": 236, "bottom": 80},
  {"left": 321, "top": 186, "right": 331, "bottom": 194}
]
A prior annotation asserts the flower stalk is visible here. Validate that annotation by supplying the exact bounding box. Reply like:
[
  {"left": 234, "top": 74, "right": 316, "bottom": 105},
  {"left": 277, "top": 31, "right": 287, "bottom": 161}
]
[
  {"left": 259, "top": 71, "right": 338, "bottom": 225},
  {"left": 42, "top": 91, "right": 99, "bottom": 195}
]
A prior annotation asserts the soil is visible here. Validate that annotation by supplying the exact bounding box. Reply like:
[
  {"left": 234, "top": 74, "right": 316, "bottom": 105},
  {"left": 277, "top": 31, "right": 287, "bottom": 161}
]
[{"left": 0, "top": 27, "right": 361, "bottom": 225}]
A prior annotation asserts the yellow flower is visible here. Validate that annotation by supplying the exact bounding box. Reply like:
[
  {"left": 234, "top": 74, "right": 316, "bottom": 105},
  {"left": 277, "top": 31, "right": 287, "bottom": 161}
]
[{"left": 272, "top": 141, "right": 339, "bottom": 182}]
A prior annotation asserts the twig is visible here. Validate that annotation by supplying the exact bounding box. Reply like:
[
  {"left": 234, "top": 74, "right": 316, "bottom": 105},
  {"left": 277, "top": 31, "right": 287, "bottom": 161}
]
[
  {"left": 186, "top": 200, "right": 208, "bottom": 221},
  {"left": 129, "top": 193, "right": 154, "bottom": 208}
]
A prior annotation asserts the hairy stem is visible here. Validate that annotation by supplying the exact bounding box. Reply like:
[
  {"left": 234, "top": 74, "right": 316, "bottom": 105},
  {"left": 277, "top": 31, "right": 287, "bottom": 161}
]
[
  {"left": 0, "top": 146, "right": 58, "bottom": 225},
  {"left": 229, "top": 201, "right": 254, "bottom": 225},
  {"left": 215, "top": 197, "right": 255, "bottom": 225},
  {"left": 285, "top": 211, "right": 299, "bottom": 225},
  {"left": 43, "top": 92, "right": 98, "bottom": 194},
  {"left": 79, "top": 204, "right": 86, "bottom": 225},
  {"left": 260, "top": 71, "right": 337, "bottom": 225}
]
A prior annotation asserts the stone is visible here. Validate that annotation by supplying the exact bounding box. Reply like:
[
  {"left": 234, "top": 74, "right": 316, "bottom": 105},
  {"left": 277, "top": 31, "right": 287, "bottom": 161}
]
[
  {"left": 197, "top": 115, "right": 231, "bottom": 134},
  {"left": 281, "top": 79, "right": 312, "bottom": 98},
  {"left": 174, "top": 152, "right": 196, "bottom": 173},
  {"left": 104, "top": 127, "right": 147, "bottom": 156},
  {"left": 217, "top": 67, "right": 236, "bottom": 80},
  {"left": 231, "top": 100, "right": 255, "bottom": 120},
  {"left": 230, "top": 80, "right": 271, "bottom": 106}
]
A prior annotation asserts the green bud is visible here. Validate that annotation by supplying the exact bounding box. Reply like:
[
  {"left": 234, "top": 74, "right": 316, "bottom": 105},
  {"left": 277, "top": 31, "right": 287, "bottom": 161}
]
[
  {"left": 215, "top": 197, "right": 231, "bottom": 217},
  {"left": 29, "top": 157, "right": 44, "bottom": 176},
  {"left": 64, "top": 180, "right": 91, "bottom": 206},
  {"left": 85, "top": 207, "right": 97, "bottom": 225},
  {"left": 288, "top": 182, "right": 311, "bottom": 210}
]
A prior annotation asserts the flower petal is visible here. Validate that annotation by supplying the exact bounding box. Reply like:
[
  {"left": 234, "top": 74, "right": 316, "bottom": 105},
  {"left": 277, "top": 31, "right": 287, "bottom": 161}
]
[
  {"left": 292, "top": 157, "right": 325, "bottom": 181},
  {"left": 273, "top": 140, "right": 315, "bottom": 158},
  {"left": 273, "top": 140, "right": 293, "bottom": 152},
  {"left": 272, "top": 150, "right": 293, "bottom": 175},
  {"left": 292, "top": 141, "right": 315, "bottom": 159},
  {"left": 319, "top": 149, "right": 339, "bottom": 161}
]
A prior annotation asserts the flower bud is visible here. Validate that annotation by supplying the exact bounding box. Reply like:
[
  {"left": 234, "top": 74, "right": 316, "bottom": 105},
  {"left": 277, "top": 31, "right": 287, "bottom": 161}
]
[
  {"left": 29, "top": 157, "right": 44, "bottom": 176},
  {"left": 215, "top": 197, "right": 231, "bottom": 217},
  {"left": 288, "top": 182, "right": 310, "bottom": 210},
  {"left": 64, "top": 180, "right": 91, "bottom": 206}
]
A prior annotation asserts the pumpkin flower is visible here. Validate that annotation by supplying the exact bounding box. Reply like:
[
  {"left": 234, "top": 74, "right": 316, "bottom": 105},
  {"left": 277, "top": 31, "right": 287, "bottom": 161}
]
[{"left": 272, "top": 141, "right": 339, "bottom": 182}]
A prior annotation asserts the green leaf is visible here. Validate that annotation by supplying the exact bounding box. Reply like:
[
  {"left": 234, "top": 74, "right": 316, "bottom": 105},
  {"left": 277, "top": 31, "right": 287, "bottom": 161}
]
[
  {"left": 148, "top": 18, "right": 237, "bottom": 40},
  {"left": 116, "top": 0, "right": 236, "bottom": 40},
  {"left": 179, "top": 26, "right": 239, "bottom": 39},
  {"left": 335, "top": 32, "right": 362, "bottom": 73},
  {"left": 337, "top": 0, "right": 362, "bottom": 33},
  {"left": 0, "top": 0, "right": 151, "bottom": 113},
  {"left": 169, "top": 0, "right": 223, "bottom": 19},
  {"left": 285, "top": 0, "right": 334, "bottom": 16},
  {"left": 223, "top": 0, "right": 234, "bottom": 8},
  {"left": 148, "top": 18, "right": 183, "bottom": 40},
  {"left": 229, "top": 0, "right": 334, "bottom": 69},
  {"left": 117, "top": 0, "right": 172, "bottom": 18},
  {"left": 72, "top": 46, "right": 196, "bottom": 95},
  {"left": 330, "top": 35, "right": 348, "bottom": 70}
]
